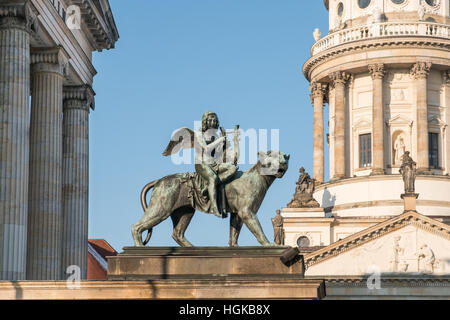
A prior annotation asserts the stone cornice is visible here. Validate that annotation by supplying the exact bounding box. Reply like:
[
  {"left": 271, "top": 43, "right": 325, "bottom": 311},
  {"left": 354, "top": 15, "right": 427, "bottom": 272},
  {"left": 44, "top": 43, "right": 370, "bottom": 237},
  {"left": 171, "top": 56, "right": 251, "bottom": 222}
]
[
  {"left": 304, "top": 211, "right": 450, "bottom": 269},
  {"left": 410, "top": 61, "right": 432, "bottom": 79},
  {"left": 303, "top": 37, "right": 450, "bottom": 82},
  {"left": 368, "top": 63, "right": 386, "bottom": 80},
  {"left": 63, "top": 85, "right": 95, "bottom": 111},
  {"left": 309, "top": 276, "right": 450, "bottom": 287},
  {"left": 0, "top": 0, "right": 38, "bottom": 32},
  {"left": 66, "top": 0, "right": 119, "bottom": 52}
]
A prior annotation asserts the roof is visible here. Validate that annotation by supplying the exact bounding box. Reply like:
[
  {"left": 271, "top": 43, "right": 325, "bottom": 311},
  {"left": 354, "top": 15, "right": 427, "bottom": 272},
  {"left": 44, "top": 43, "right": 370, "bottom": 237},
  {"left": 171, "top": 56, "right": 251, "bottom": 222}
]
[{"left": 87, "top": 239, "right": 117, "bottom": 280}]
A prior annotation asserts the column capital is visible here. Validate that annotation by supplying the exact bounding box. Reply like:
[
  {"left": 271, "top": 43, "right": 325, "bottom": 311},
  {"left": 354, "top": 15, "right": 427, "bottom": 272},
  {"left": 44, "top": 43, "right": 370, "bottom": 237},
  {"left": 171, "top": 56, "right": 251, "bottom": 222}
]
[
  {"left": 31, "top": 46, "right": 70, "bottom": 76},
  {"left": 443, "top": 70, "right": 450, "bottom": 86},
  {"left": 329, "top": 71, "right": 351, "bottom": 87},
  {"left": 0, "top": 0, "right": 38, "bottom": 32},
  {"left": 310, "top": 82, "right": 328, "bottom": 97},
  {"left": 63, "top": 85, "right": 96, "bottom": 112},
  {"left": 309, "top": 82, "right": 328, "bottom": 105},
  {"left": 368, "top": 63, "right": 386, "bottom": 80},
  {"left": 410, "top": 62, "right": 432, "bottom": 79}
]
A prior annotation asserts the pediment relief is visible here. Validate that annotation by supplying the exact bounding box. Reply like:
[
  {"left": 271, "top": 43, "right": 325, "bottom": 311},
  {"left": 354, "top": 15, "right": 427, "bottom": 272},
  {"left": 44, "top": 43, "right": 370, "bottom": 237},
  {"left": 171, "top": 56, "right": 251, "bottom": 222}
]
[{"left": 304, "top": 212, "right": 450, "bottom": 276}]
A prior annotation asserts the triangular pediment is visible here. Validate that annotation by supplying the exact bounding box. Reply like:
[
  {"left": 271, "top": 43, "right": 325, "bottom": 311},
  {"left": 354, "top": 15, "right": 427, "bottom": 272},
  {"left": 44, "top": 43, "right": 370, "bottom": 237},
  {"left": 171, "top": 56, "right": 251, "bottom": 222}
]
[
  {"left": 386, "top": 114, "right": 413, "bottom": 127},
  {"left": 428, "top": 116, "right": 447, "bottom": 129},
  {"left": 304, "top": 211, "right": 450, "bottom": 276}
]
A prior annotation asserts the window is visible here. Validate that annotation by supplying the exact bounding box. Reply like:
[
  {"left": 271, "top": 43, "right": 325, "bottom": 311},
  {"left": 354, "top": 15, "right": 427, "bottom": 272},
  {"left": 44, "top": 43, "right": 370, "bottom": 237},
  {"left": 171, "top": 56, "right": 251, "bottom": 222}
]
[
  {"left": 429, "top": 132, "right": 439, "bottom": 169},
  {"left": 358, "top": 0, "right": 371, "bottom": 9},
  {"left": 359, "top": 133, "right": 372, "bottom": 168}
]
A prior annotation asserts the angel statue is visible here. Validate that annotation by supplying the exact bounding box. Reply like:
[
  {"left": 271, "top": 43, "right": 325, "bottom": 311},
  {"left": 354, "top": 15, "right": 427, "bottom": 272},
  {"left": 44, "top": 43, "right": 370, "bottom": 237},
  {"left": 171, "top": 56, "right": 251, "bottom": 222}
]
[
  {"left": 132, "top": 110, "right": 291, "bottom": 248},
  {"left": 162, "top": 111, "right": 239, "bottom": 218}
]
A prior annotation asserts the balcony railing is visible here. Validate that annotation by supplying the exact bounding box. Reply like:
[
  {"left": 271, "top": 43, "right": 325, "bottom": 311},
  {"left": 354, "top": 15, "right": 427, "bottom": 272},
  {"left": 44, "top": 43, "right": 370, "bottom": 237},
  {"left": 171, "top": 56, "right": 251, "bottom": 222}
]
[{"left": 311, "top": 22, "right": 450, "bottom": 56}]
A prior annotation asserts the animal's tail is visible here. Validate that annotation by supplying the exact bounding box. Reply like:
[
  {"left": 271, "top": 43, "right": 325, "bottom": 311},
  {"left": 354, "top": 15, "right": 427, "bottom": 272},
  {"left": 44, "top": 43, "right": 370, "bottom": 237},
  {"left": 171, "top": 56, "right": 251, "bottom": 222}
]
[{"left": 140, "top": 180, "right": 158, "bottom": 246}]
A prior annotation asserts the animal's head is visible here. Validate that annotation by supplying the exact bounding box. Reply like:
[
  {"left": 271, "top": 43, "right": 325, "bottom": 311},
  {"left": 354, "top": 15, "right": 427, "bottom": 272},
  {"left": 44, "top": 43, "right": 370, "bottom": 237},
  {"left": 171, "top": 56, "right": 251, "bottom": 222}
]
[{"left": 258, "top": 150, "right": 290, "bottom": 178}]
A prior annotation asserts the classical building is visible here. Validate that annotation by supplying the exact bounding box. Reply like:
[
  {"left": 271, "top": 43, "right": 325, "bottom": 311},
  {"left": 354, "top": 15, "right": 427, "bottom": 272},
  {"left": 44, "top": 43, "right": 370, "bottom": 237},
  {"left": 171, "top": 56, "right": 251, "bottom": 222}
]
[
  {"left": 282, "top": 0, "right": 450, "bottom": 298},
  {"left": 0, "top": 0, "right": 118, "bottom": 281}
]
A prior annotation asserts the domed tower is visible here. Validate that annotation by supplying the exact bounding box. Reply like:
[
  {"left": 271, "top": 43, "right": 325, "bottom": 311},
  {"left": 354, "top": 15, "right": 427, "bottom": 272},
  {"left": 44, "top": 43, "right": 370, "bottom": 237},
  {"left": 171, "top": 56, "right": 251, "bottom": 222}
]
[{"left": 283, "top": 0, "right": 450, "bottom": 248}]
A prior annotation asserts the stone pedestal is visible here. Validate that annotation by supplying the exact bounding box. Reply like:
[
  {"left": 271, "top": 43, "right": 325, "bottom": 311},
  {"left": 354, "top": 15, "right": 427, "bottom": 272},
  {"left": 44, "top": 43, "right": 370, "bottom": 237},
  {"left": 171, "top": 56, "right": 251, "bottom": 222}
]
[
  {"left": 401, "top": 193, "right": 419, "bottom": 212},
  {"left": 103, "top": 247, "right": 325, "bottom": 299},
  {"left": 107, "top": 247, "right": 305, "bottom": 280},
  {"left": 282, "top": 207, "right": 326, "bottom": 218}
]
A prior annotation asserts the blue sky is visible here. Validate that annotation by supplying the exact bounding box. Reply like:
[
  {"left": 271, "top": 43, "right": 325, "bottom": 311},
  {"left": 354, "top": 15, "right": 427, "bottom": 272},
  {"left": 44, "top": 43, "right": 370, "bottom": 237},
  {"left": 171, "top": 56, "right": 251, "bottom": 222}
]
[{"left": 88, "top": 0, "right": 330, "bottom": 250}]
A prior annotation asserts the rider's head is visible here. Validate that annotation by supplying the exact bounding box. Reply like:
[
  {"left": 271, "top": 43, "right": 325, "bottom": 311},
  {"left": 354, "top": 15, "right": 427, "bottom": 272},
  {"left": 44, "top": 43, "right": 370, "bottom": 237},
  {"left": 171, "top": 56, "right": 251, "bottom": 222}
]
[{"left": 202, "top": 111, "right": 219, "bottom": 132}]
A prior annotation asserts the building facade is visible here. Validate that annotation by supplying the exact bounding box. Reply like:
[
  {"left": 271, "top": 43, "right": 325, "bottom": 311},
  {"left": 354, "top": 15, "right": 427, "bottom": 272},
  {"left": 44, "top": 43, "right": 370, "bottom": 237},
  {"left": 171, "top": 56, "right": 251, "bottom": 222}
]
[
  {"left": 0, "top": 0, "right": 118, "bottom": 281},
  {"left": 283, "top": 0, "right": 449, "bottom": 249}
]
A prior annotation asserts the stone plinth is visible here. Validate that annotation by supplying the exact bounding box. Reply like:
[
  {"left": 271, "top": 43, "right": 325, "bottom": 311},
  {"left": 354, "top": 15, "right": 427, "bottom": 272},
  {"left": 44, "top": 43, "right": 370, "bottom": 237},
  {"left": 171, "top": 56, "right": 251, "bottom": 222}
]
[
  {"left": 0, "top": 279, "right": 325, "bottom": 300},
  {"left": 107, "top": 247, "right": 305, "bottom": 280},
  {"left": 282, "top": 207, "right": 326, "bottom": 218},
  {"left": 401, "top": 193, "right": 419, "bottom": 212}
]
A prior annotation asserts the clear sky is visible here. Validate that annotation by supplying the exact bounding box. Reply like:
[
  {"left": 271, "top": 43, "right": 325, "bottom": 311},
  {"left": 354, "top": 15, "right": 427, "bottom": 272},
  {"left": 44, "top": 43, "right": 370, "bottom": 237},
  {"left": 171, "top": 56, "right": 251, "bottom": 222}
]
[{"left": 88, "top": 0, "right": 330, "bottom": 251}]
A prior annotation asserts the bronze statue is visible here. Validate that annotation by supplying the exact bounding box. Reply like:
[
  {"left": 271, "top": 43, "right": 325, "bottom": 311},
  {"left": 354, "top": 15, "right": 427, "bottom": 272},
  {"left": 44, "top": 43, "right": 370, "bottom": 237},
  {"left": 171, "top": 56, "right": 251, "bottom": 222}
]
[
  {"left": 287, "top": 167, "right": 320, "bottom": 208},
  {"left": 272, "top": 210, "right": 285, "bottom": 246},
  {"left": 162, "top": 111, "right": 237, "bottom": 218},
  {"left": 132, "top": 112, "right": 290, "bottom": 247},
  {"left": 399, "top": 151, "right": 416, "bottom": 194}
]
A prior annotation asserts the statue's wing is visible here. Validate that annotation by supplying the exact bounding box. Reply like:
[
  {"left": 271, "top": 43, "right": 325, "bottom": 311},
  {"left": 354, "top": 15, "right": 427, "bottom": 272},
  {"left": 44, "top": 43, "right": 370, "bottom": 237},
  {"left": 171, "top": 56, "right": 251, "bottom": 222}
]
[{"left": 162, "top": 127, "right": 195, "bottom": 156}]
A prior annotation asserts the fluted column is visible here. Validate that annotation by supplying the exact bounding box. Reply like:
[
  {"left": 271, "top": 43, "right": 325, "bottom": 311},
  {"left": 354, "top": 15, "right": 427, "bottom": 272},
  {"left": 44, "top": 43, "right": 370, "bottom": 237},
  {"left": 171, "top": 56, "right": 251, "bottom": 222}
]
[
  {"left": 368, "top": 64, "right": 386, "bottom": 175},
  {"left": 26, "top": 47, "right": 69, "bottom": 280},
  {"left": 0, "top": 1, "right": 36, "bottom": 280},
  {"left": 411, "top": 62, "right": 432, "bottom": 173},
  {"left": 330, "top": 71, "right": 350, "bottom": 180},
  {"left": 61, "top": 85, "right": 95, "bottom": 280},
  {"left": 310, "top": 82, "right": 327, "bottom": 184}
]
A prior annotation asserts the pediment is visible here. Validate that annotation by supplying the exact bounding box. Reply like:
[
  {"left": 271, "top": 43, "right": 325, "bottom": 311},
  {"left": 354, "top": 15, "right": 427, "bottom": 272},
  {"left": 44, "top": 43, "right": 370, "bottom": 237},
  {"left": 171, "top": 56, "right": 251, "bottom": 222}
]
[
  {"left": 386, "top": 115, "right": 413, "bottom": 127},
  {"left": 428, "top": 116, "right": 447, "bottom": 129},
  {"left": 304, "top": 212, "right": 450, "bottom": 276},
  {"left": 352, "top": 118, "right": 371, "bottom": 130}
]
